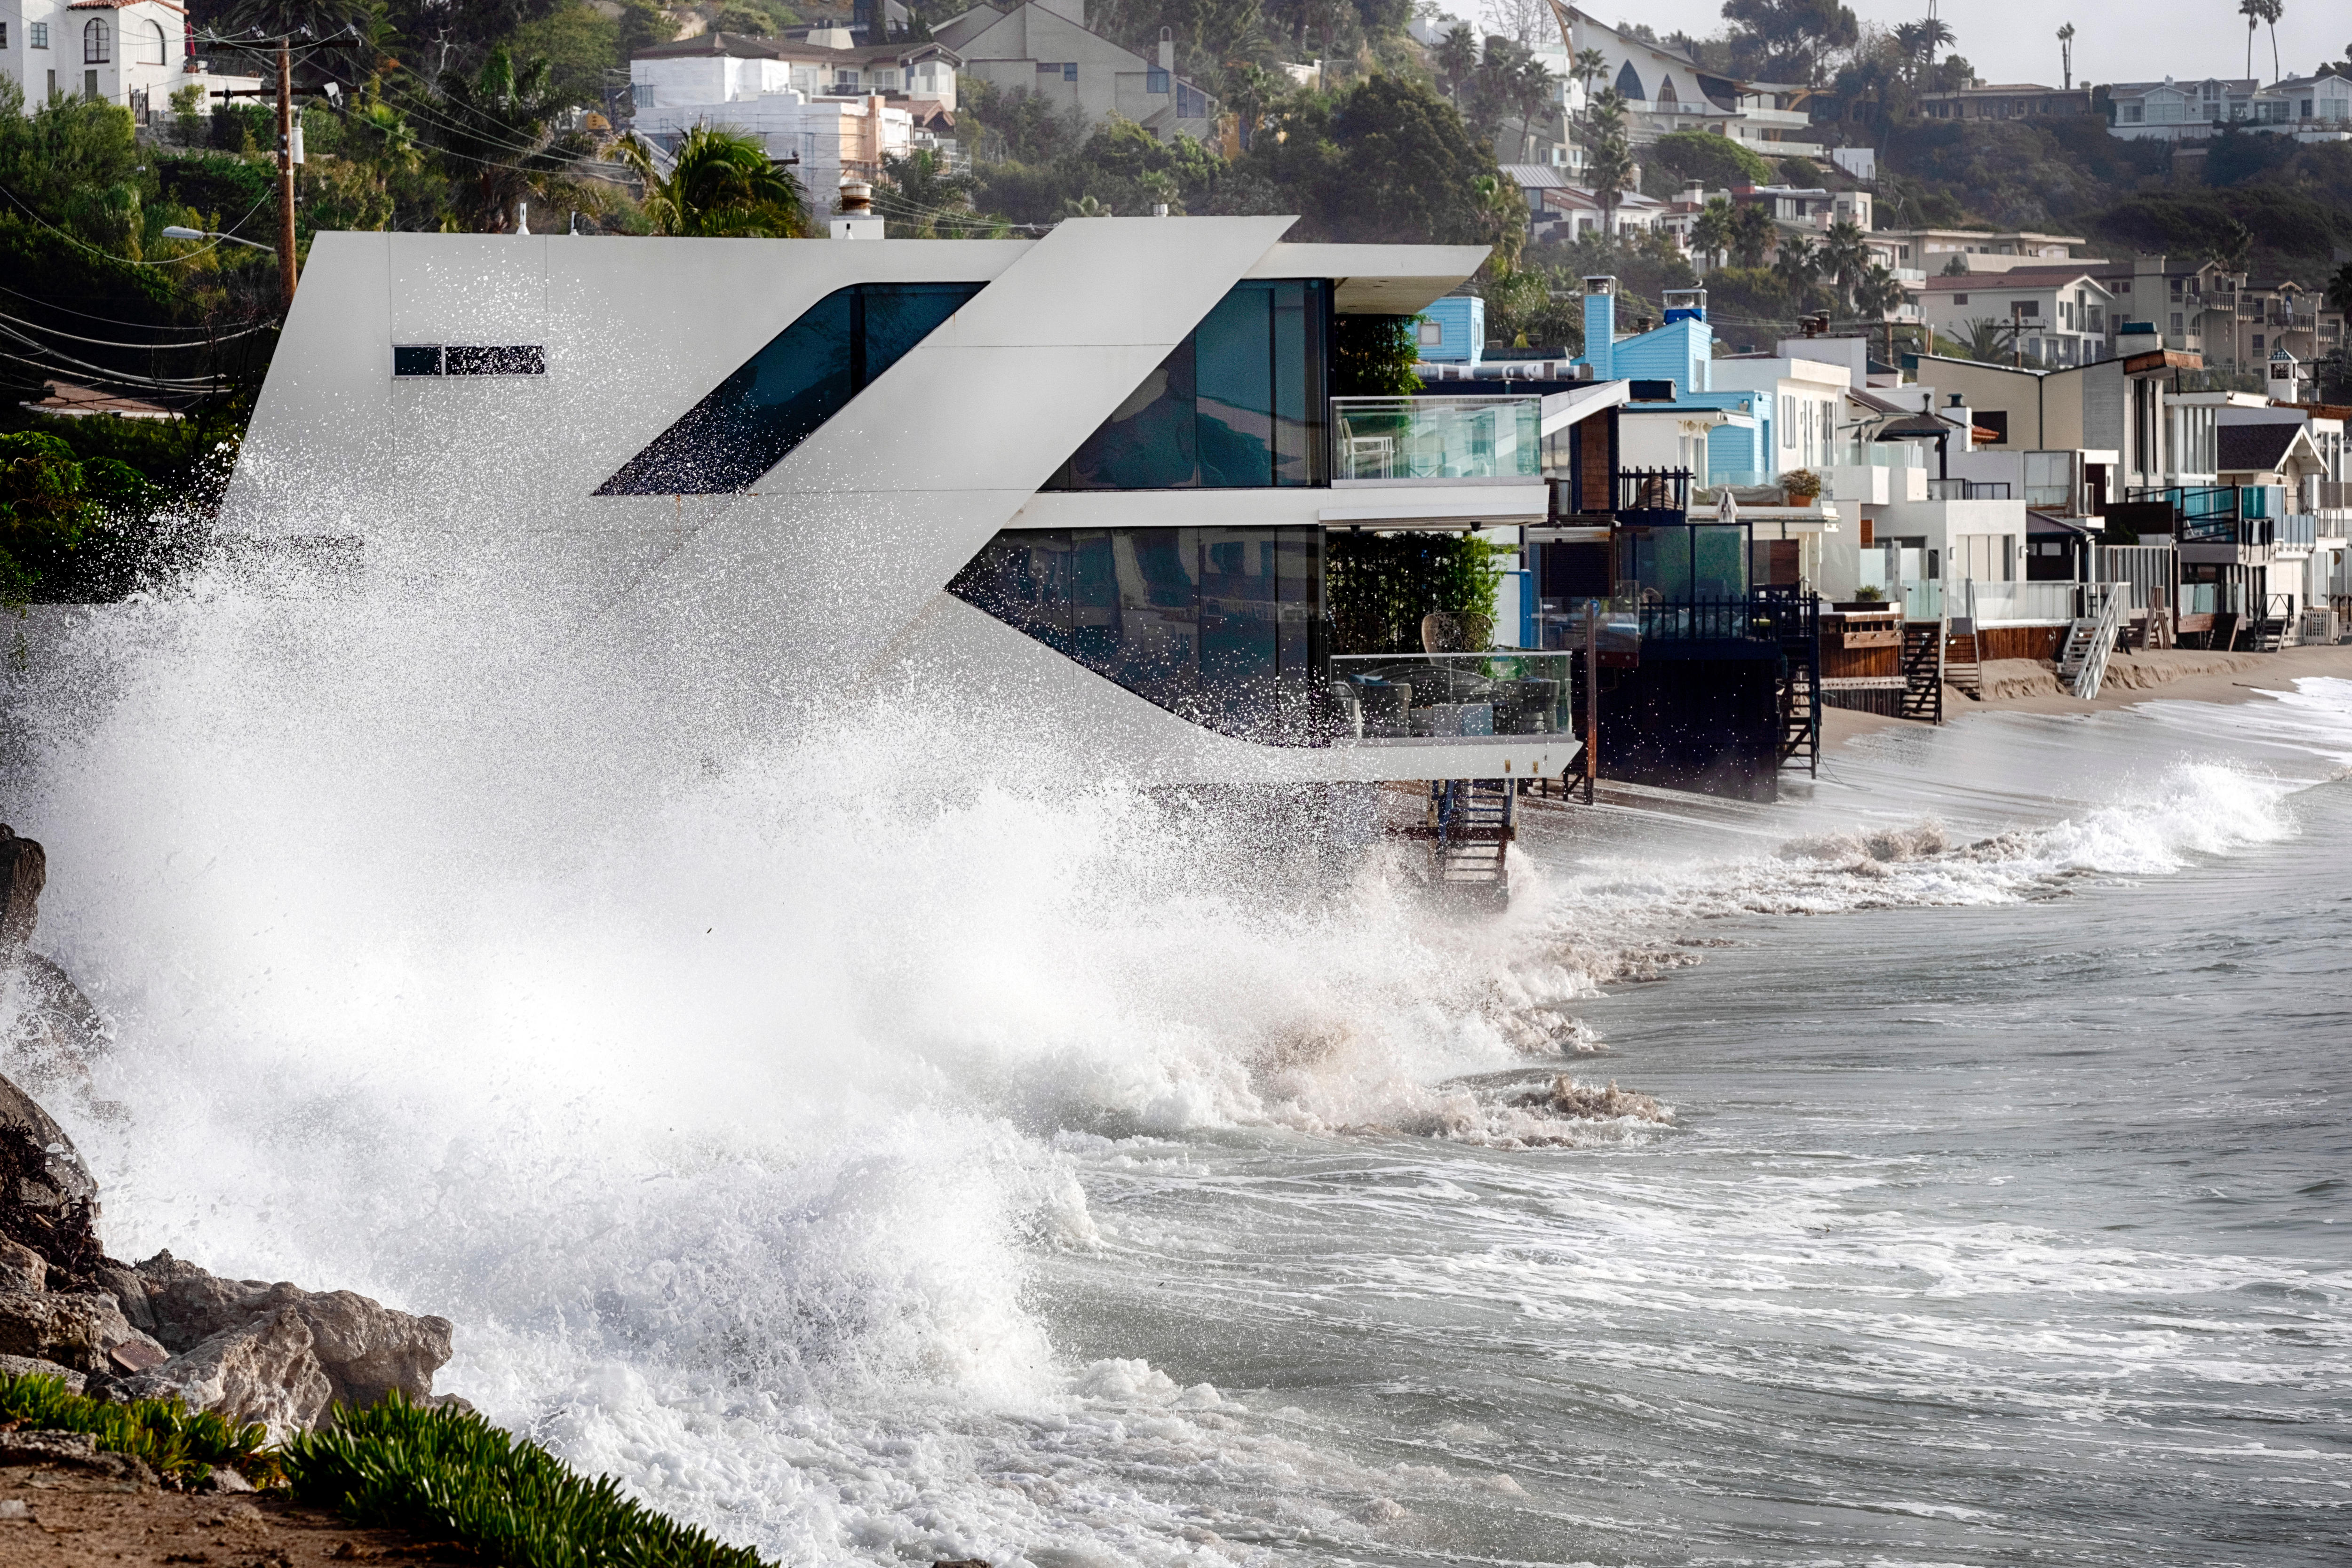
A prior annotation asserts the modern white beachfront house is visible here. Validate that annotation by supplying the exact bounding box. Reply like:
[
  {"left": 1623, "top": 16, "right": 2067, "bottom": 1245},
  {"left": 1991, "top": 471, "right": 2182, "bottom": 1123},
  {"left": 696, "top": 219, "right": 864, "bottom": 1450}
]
[{"left": 227, "top": 219, "right": 1581, "bottom": 787}]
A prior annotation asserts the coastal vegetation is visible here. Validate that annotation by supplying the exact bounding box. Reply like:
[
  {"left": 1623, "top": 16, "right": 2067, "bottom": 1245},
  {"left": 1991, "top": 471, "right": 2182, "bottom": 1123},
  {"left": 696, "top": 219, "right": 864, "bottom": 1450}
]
[
  {"left": 282, "top": 1393, "right": 773, "bottom": 1568},
  {"left": 0, "top": 1371, "right": 275, "bottom": 1486}
]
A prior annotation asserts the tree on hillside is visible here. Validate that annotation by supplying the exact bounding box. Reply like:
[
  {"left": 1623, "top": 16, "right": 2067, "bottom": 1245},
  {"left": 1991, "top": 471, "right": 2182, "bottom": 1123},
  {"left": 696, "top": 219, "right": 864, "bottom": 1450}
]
[
  {"left": 1728, "top": 199, "right": 1774, "bottom": 265},
  {"left": 1647, "top": 127, "right": 1772, "bottom": 189},
  {"left": 386, "top": 0, "right": 564, "bottom": 74},
  {"left": 1241, "top": 74, "right": 1500, "bottom": 244},
  {"left": 1467, "top": 35, "right": 1558, "bottom": 161},
  {"left": 1853, "top": 262, "right": 1905, "bottom": 322},
  {"left": 1583, "top": 88, "right": 1634, "bottom": 235},
  {"left": 1819, "top": 217, "right": 1869, "bottom": 307},
  {"left": 1691, "top": 196, "right": 1734, "bottom": 269},
  {"left": 1721, "top": 0, "right": 1859, "bottom": 85},
  {"left": 2327, "top": 260, "right": 2352, "bottom": 321},
  {"left": 1434, "top": 23, "right": 1479, "bottom": 104},
  {"left": 427, "top": 47, "right": 593, "bottom": 232},
  {"left": 620, "top": 125, "right": 813, "bottom": 236}
]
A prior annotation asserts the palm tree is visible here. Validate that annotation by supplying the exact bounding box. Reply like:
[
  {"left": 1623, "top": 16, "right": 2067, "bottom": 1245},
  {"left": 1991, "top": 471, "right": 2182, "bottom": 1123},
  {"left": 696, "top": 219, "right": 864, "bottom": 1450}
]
[
  {"left": 430, "top": 48, "right": 592, "bottom": 234},
  {"left": 1729, "top": 200, "right": 1774, "bottom": 267},
  {"left": 1435, "top": 24, "right": 1479, "bottom": 105},
  {"left": 1959, "top": 316, "right": 2017, "bottom": 363},
  {"left": 1582, "top": 88, "right": 1634, "bottom": 237},
  {"left": 1854, "top": 263, "right": 1906, "bottom": 319},
  {"left": 2056, "top": 23, "right": 2075, "bottom": 90},
  {"left": 619, "top": 124, "right": 812, "bottom": 237},
  {"left": 1820, "top": 218, "right": 1870, "bottom": 309},
  {"left": 2326, "top": 259, "right": 2352, "bottom": 323},
  {"left": 1774, "top": 233, "right": 1819, "bottom": 298},
  {"left": 2253, "top": 0, "right": 2283, "bottom": 80},
  {"left": 1691, "top": 196, "right": 1734, "bottom": 271},
  {"left": 1919, "top": 16, "right": 1955, "bottom": 81},
  {"left": 1511, "top": 52, "right": 1559, "bottom": 163},
  {"left": 1474, "top": 173, "right": 1527, "bottom": 272},
  {"left": 1893, "top": 20, "right": 1926, "bottom": 85},
  {"left": 2239, "top": 0, "right": 2262, "bottom": 78}
]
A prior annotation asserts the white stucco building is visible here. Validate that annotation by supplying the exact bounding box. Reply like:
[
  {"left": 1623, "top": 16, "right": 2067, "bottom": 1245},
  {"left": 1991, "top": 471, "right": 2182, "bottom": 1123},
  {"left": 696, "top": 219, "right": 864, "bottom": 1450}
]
[
  {"left": 630, "top": 31, "right": 960, "bottom": 205},
  {"left": 4, "top": 0, "right": 186, "bottom": 118}
]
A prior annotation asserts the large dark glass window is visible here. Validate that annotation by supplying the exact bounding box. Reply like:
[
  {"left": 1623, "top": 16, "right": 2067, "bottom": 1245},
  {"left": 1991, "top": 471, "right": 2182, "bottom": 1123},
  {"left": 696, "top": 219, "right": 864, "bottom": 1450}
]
[
  {"left": 1044, "top": 280, "right": 1329, "bottom": 491},
  {"left": 948, "top": 526, "right": 1325, "bottom": 742},
  {"left": 598, "top": 282, "right": 981, "bottom": 495}
]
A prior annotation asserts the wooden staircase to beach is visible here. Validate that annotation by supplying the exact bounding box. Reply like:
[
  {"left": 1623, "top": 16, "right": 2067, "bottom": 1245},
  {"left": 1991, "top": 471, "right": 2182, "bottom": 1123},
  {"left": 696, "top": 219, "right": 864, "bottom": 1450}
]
[
  {"left": 1427, "top": 779, "right": 1514, "bottom": 907},
  {"left": 1899, "top": 620, "right": 1945, "bottom": 723}
]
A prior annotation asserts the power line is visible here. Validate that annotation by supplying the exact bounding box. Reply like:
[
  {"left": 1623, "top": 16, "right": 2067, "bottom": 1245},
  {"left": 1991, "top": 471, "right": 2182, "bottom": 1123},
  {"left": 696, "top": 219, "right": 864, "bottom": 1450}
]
[
  {"left": 0, "top": 183, "right": 277, "bottom": 269},
  {"left": 0, "top": 309, "right": 278, "bottom": 351}
]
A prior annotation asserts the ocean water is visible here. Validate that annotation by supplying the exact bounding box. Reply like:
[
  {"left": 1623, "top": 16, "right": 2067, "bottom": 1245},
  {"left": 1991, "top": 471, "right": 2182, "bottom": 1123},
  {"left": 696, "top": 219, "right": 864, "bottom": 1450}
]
[{"left": 4, "top": 579, "right": 2348, "bottom": 1568}]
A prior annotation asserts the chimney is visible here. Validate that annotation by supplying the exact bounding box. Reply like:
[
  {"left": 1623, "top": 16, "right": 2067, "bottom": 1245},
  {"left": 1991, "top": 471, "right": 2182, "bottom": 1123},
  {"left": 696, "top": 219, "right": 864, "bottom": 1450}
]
[
  {"left": 1583, "top": 276, "right": 1616, "bottom": 380},
  {"left": 1159, "top": 26, "right": 1174, "bottom": 72}
]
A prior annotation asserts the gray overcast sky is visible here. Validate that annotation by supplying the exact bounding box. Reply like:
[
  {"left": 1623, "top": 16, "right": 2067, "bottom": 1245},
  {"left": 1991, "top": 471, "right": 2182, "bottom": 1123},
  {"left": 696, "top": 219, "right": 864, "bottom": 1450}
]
[{"left": 1499, "top": 2, "right": 2347, "bottom": 91}]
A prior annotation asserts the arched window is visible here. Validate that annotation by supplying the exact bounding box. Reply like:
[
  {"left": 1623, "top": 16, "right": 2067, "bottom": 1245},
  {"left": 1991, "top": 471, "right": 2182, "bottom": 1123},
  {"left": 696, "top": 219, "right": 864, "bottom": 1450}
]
[
  {"left": 151, "top": 19, "right": 171, "bottom": 64},
  {"left": 1614, "top": 59, "right": 1643, "bottom": 100},
  {"left": 84, "top": 17, "right": 111, "bottom": 64},
  {"left": 1657, "top": 75, "right": 1679, "bottom": 109}
]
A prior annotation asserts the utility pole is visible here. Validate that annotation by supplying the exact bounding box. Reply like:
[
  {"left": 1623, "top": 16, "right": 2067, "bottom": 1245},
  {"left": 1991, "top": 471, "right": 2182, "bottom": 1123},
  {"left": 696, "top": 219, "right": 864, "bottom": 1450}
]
[
  {"left": 2011, "top": 300, "right": 2025, "bottom": 368},
  {"left": 276, "top": 36, "right": 296, "bottom": 309}
]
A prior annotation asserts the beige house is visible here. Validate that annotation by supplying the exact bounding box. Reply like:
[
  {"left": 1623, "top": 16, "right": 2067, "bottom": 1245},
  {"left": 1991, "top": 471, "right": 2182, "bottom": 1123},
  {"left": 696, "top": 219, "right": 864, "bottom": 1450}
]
[{"left": 930, "top": 0, "right": 1215, "bottom": 143}]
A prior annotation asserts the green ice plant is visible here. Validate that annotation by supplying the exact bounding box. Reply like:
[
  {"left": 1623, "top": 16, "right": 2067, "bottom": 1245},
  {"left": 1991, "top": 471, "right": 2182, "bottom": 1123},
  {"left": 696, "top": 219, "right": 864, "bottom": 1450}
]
[
  {"left": 0, "top": 1371, "right": 274, "bottom": 1485},
  {"left": 280, "top": 1392, "right": 774, "bottom": 1568}
]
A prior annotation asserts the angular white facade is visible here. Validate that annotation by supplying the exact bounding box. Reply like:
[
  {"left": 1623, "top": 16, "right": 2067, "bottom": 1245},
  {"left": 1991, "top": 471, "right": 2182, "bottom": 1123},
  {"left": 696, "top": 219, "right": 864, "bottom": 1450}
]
[{"left": 229, "top": 221, "right": 1576, "bottom": 786}]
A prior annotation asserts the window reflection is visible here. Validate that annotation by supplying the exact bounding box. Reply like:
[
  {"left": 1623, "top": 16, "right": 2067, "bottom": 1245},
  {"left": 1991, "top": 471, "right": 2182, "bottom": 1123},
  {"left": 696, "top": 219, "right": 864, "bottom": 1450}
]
[
  {"left": 1047, "top": 281, "right": 1329, "bottom": 491},
  {"left": 599, "top": 282, "right": 981, "bottom": 494},
  {"left": 948, "top": 526, "right": 1326, "bottom": 742}
]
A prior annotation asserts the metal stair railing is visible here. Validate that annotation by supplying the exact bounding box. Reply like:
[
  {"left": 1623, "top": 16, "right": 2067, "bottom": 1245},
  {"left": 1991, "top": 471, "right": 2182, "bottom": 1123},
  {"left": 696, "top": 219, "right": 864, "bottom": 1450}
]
[{"left": 2070, "top": 582, "right": 2126, "bottom": 700}]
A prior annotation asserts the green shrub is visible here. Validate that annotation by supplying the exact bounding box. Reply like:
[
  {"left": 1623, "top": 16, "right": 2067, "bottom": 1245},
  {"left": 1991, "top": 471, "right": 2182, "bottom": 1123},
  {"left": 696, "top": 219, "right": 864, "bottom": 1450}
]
[
  {"left": 1327, "top": 530, "right": 1514, "bottom": 654},
  {"left": 281, "top": 1393, "right": 772, "bottom": 1568},
  {"left": 1646, "top": 128, "right": 1772, "bottom": 191},
  {"left": 0, "top": 1372, "right": 273, "bottom": 1485}
]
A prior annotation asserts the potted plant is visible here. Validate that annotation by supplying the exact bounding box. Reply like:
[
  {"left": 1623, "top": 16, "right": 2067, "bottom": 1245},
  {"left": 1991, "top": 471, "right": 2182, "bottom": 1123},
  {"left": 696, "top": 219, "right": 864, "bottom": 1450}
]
[{"left": 1782, "top": 468, "right": 1823, "bottom": 502}]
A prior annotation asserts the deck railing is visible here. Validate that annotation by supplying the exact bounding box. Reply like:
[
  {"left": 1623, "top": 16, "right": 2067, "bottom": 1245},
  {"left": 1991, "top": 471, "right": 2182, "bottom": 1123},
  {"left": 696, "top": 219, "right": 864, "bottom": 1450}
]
[{"left": 1330, "top": 396, "right": 1542, "bottom": 483}]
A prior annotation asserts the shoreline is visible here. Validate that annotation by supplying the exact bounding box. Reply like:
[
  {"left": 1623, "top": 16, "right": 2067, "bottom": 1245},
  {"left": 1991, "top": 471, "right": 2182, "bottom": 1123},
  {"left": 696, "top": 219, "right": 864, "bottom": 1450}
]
[{"left": 1817, "top": 645, "right": 2352, "bottom": 754}]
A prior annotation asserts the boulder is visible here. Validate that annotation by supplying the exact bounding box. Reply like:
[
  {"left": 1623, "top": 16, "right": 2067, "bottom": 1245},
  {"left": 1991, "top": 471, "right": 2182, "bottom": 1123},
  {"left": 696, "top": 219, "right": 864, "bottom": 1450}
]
[
  {"left": 0, "top": 1289, "right": 166, "bottom": 1377},
  {"left": 111, "top": 1308, "right": 336, "bottom": 1441},
  {"left": 0, "top": 828, "right": 40, "bottom": 953},
  {"left": 102, "top": 1252, "right": 452, "bottom": 1431},
  {"left": 0, "top": 1071, "right": 104, "bottom": 1284},
  {"left": 0, "top": 1236, "right": 45, "bottom": 1294},
  {"left": 0, "top": 825, "right": 110, "bottom": 1099}
]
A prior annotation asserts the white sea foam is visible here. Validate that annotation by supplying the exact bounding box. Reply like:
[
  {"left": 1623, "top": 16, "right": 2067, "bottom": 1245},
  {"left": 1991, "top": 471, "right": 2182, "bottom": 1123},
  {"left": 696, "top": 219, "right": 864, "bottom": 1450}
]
[{"left": 4, "top": 571, "right": 2347, "bottom": 1566}]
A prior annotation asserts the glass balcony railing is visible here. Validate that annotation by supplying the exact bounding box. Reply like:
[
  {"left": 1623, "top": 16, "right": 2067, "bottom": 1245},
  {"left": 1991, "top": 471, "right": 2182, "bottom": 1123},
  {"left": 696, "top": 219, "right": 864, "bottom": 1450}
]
[
  {"left": 1836, "top": 442, "right": 1928, "bottom": 470},
  {"left": 1330, "top": 396, "right": 1542, "bottom": 483},
  {"left": 1330, "top": 652, "right": 1573, "bottom": 739},
  {"left": 2278, "top": 513, "right": 2318, "bottom": 549}
]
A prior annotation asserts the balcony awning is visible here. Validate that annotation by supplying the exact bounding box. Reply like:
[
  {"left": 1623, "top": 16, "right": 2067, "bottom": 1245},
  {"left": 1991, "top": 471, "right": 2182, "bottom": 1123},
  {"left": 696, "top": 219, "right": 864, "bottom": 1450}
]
[
  {"left": 1539, "top": 379, "right": 1630, "bottom": 436},
  {"left": 1246, "top": 243, "right": 1492, "bottom": 314}
]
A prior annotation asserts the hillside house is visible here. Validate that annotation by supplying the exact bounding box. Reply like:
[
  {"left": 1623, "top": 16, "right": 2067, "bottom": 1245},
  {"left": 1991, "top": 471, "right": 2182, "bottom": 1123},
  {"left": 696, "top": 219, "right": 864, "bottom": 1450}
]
[{"left": 930, "top": 0, "right": 1216, "bottom": 143}]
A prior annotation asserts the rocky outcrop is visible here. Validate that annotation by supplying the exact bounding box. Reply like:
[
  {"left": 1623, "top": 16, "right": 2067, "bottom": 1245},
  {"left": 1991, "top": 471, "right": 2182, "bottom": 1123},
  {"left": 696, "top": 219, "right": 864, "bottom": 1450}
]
[
  {"left": 0, "top": 826, "right": 455, "bottom": 1439},
  {"left": 99, "top": 1252, "right": 454, "bottom": 1437}
]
